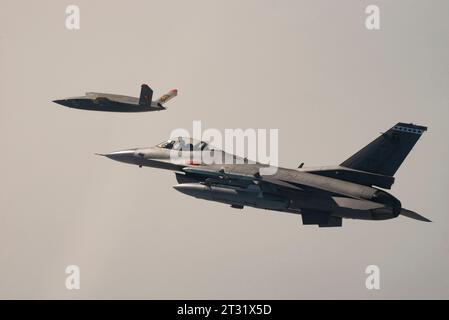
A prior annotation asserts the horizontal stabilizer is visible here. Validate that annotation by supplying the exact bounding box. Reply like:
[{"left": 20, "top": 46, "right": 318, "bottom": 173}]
[
  {"left": 301, "top": 210, "right": 342, "bottom": 227},
  {"left": 156, "top": 89, "right": 178, "bottom": 105},
  {"left": 400, "top": 209, "right": 431, "bottom": 222}
]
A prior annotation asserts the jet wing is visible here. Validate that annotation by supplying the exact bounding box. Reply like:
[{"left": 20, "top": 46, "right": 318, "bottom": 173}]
[
  {"left": 183, "top": 166, "right": 304, "bottom": 193},
  {"left": 258, "top": 175, "right": 304, "bottom": 192},
  {"left": 183, "top": 166, "right": 349, "bottom": 227},
  {"left": 182, "top": 165, "right": 378, "bottom": 202}
]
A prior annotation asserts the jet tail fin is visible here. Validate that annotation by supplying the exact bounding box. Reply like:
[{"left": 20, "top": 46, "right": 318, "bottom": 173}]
[
  {"left": 139, "top": 84, "right": 153, "bottom": 106},
  {"left": 340, "top": 123, "right": 427, "bottom": 177}
]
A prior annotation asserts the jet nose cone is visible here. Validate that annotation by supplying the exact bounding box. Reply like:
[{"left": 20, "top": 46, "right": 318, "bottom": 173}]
[
  {"left": 101, "top": 149, "right": 137, "bottom": 165},
  {"left": 53, "top": 99, "right": 71, "bottom": 107}
]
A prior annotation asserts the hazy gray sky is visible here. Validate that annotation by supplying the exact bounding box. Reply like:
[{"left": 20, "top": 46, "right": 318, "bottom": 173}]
[{"left": 1, "top": 0, "right": 448, "bottom": 299}]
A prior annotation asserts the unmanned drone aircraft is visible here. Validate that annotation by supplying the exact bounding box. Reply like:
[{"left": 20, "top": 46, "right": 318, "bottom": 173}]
[{"left": 53, "top": 84, "right": 177, "bottom": 112}]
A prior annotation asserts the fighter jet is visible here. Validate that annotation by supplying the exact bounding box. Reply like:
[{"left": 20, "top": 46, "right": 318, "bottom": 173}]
[
  {"left": 53, "top": 84, "right": 177, "bottom": 112},
  {"left": 99, "top": 123, "right": 430, "bottom": 227}
]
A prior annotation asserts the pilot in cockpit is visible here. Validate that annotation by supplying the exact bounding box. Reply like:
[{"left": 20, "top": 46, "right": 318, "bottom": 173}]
[{"left": 156, "top": 137, "right": 209, "bottom": 152}]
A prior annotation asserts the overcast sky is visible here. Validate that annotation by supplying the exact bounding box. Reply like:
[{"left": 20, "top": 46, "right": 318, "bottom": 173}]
[{"left": 1, "top": 0, "right": 448, "bottom": 299}]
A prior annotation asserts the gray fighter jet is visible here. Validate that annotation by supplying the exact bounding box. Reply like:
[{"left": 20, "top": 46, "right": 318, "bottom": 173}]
[
  {"left": 53, "top": 84, "right": 177, "bottom": 112},
  {"left": 99, "top": 123, "right": 430, "bottom": 227}
]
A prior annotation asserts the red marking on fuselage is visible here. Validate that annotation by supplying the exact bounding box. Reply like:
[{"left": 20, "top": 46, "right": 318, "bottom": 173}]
[{"left": 186, "top": 160, "right": 201, "bottom": 166}]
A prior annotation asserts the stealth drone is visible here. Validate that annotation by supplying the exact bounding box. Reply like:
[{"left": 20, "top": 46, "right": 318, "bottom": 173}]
[
  {"left": 99, "top": 123, "right": 430, "bottom": 227},
  {"left": 53, "top": 84, "right": 177, "bottom": 112}
]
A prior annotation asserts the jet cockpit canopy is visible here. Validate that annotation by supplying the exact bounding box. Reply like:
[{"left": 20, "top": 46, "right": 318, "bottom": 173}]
[{"left": 156, "top": 137, "right": 209, "bottom": 151}]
